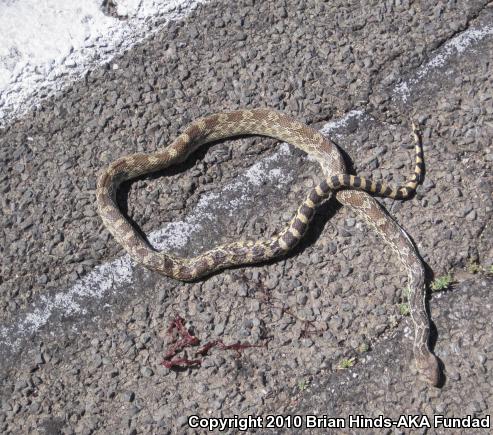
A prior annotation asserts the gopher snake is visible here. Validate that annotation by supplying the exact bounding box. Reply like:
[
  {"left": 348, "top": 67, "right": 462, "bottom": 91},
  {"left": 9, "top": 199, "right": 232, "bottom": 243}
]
[{"left": 96, "top": 108, "right": 440, "bottom": 386}]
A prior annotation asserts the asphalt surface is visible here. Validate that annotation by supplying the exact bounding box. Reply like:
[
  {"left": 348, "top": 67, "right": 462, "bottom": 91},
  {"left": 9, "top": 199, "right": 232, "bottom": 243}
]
[{"left": 1, "top": 0, "right": 492, "bottom": 434}]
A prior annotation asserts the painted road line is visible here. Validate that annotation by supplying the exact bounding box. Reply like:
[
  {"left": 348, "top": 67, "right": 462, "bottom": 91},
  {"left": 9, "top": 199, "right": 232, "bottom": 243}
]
[
  {"left": 394, "top": 25, "right": 493, "bottom": 103},
  {"left": 0, "top": 111, "right": 362, "bottom": 353},
  {"left": 0, "top": 141, "right": 294, "bottom": 351},
  {"left": 0, "top": 0, "right": 209, "bottom": 125}
]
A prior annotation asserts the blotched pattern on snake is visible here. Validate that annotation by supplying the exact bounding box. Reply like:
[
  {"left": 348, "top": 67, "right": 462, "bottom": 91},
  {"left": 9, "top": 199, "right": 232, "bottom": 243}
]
[{"left": 96, "top": 108, "right": 440, "bottom": 386}]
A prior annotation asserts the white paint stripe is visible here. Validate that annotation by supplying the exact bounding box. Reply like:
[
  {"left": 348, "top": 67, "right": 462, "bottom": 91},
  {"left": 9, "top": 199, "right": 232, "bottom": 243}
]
[
  {"left": 10, "top": 257, "right": 134, "bottom": 338},
  {"left": 394, "top": 25, "right": 493, "bottom": 103},
  {"left": 320, "top": 109, "right": 367, "bottom": 137},
  {"left": 0, "top": 141, "right": 295, "bottom": 351},
  {"left": 304, "top": 109, "right": 368, "bottom": 164},
  {"left": 0, "top": 110, "right": 369, "bottom": 350},
  {"left": 0, "top": 0, "right": 209, "bottom": 126}
]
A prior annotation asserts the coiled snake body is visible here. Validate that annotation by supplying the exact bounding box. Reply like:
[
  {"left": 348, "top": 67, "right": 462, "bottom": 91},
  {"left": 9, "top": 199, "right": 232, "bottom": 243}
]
[{"left": 96, "top": 108, "right": 440, "bottom": 386}]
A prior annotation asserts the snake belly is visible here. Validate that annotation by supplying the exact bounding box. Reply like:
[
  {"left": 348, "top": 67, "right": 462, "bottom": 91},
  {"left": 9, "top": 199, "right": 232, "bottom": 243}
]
[{"left": 96, "top": 108, "right": 440, "bottom": 386}]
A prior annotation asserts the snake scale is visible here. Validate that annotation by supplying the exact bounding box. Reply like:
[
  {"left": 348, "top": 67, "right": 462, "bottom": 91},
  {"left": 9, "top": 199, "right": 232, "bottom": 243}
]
[{"left": 96, "top": 108, "right": 440, "bottom": 386}]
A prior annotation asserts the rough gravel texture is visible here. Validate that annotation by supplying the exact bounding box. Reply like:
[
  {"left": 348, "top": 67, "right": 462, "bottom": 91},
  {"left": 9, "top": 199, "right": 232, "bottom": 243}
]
[
  {"left": 0, "top": 0, "right": 492, "bottom": 434},
  {"left": 276, "top": 276, "right": 493, "bottom": 434}
]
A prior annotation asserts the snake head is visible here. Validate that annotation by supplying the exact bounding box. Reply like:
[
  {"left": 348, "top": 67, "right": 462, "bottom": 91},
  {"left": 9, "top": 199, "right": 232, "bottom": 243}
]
[{"left": 417, "top": 353, "right": 441, "bottom": 387}]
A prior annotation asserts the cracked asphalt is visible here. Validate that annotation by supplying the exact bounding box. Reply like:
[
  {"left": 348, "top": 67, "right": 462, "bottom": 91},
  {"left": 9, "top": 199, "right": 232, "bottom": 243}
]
[{"left": 0, "top": 1, "right": 492, "bottom": 434}]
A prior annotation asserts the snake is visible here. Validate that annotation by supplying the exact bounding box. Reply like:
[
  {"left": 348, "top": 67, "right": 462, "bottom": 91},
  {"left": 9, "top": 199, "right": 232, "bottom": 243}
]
[{"left": 96, "top": 108, "right": 440, "bottom": 386}]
